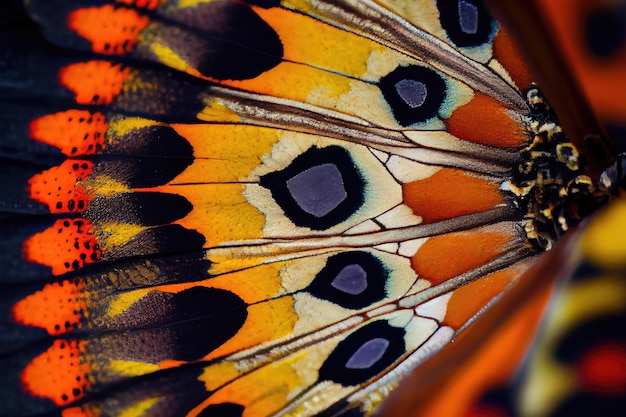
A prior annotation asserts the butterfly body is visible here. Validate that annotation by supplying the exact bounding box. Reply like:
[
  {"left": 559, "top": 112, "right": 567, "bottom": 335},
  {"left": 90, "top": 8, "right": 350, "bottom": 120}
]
[{"left": 0, "top": 1, "right": 622, "bottom": 416}]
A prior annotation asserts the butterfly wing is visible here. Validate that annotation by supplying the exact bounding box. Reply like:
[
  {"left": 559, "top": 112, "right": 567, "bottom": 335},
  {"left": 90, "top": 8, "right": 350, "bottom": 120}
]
[{"left": 0, "top": 1, "right": 599, "bottom": 416}]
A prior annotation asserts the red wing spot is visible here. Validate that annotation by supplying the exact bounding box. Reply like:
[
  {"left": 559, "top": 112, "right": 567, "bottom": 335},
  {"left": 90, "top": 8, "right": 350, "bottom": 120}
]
[
  {"left": 60, "top": 61, "right": 132, "bottom": 105},
  {"left": 68, "top": 5, "right": 150, "bottom": 55},
  {"left": 115, "top": 0, "right": 162, "bottom": 10},
  {"left": 23, "top": 218, "right": 102, "bottom": 275},
  {"left": 28, "top": 159, "right": 93, "bottom": 213},
  {"left": 29, "top": 110, "right": 107, "bottom": 156},
  {"left": 12, "top": 279, "right": 86, "bottom": 335},
  {"left": 577, "top": 341, "right": 626, "bottom": 396},
  {"left": 464, "top": 404, "right": 511, "bottom": 417},
  {"left": 21, "top": 340, "right": 91, "bottom": 406}
]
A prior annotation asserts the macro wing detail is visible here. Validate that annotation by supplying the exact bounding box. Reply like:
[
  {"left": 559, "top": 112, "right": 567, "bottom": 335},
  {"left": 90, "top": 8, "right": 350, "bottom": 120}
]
[{"left": 0, "top": 1, "right": 598, "bottom": 416}]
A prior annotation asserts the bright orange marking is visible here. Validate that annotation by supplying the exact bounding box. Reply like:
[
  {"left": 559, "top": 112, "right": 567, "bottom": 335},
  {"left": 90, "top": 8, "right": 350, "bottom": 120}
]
[
  {"left": 444, "top": 270, "right": 514, "bottom": 329},
  {"left": 21, "top": 339, "right": 91, "bottom": 406},
  {"left": 12, "top": 279, "right": 86, "bottom": 335},
  {"left": 61, "top": 407, "right": 91, "bottom": 417},
  {"left": 578, "top": 341, "right": 626, "bottom": 396},
  {"left": 403, "top": 168, "right": 504, "bottom": 224},
  {"left": 29, "top": 111, "right": 107, "bottom": 156},
  {"left": 447, "top": 93, "right": 526, "bottom": 148},
  {"left": 412, "top": 231, "right": 512, "bottom": 285},
  {"left": 493, "top": 28, "right": 533, "bottom": 89},
  {"left": 68, "top": 5, "right": 149, "bottom": 55},
  {"left": 115, "top": 0, "right": 161, "bottom": 10},
  {"left": 28, "top": 160, "right": 93, "bottom": 213},
  {"left": 24, "top": 218, "right": 102, "bottom": 275},
  {"left": 60, "top": 61, "right": 131, "bottom": 105}
]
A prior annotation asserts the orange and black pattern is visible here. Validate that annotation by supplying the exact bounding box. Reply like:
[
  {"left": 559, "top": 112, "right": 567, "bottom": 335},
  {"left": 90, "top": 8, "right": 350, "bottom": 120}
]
[{"left": 0, "top": 1, "right": 624, "bottom": 417}]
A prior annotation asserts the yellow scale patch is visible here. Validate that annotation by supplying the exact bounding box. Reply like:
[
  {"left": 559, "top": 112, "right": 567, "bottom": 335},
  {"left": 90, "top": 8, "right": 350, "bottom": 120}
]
[
  {"left": 193, "top": 350, "right": 319, "bottom": 417},
  {"left": 580, "top": 198, "right": 626, "bottom": 269}
]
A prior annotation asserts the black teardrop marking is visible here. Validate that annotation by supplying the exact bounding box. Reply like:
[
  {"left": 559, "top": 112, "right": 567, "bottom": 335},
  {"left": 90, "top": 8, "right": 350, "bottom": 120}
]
[
  {"left": 84, "top": 252, "right": 212, "bottom": 290},
  {"left": 87, "top": 192, "right": 192, "bottom": 226},
  {"left": 110, "top": 224, "right": 206, "bottom": 258},
  {"left": 170, "top": 287, "right": 248, "bottom": 361},
  {"left": 318, "top": 320, "right": 405, "bottom": 386},
  {"left": 307, "top": 251, "right": 388, "bottom": 309},
  {"left": 437, "top": 0, "right": 494, "bottom": 47},
  {"left": 168, "top": 1, "right": 283, "bottom": 80},
  {"left": 260, "top": 146, "right": 365, "bottom": 230},
  {"left": 95, "top": 157, "right": 192, "bottom": 188},
  {"left": 113, "top": 125, "right": 194, "bottom": 158},
  {"left": 108, "top": 287, "right": 248, "bottom": 362},
  {"left": 379, "top": 65, "right": 446, "bottom": 126},
  {"left": 198, "top": 402, "right": 245, "bottom": 417}
]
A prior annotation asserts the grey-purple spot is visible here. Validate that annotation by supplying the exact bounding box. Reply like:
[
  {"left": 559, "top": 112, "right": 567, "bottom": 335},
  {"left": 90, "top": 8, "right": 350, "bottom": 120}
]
[
  {"left": 345, "top": 337, "right": 390, "bottom": 370},
  {"left": 286, "top": 163, "right": 347, "bottom": 218},
  {"left": 394, "top": 79, "right": 427, "bottom": 108},
  {"left": 331, "top": 264, "right": 368, "bottom": 295},
  {"left": 458, "top": 0, "right": 479, "bottom": 35}
]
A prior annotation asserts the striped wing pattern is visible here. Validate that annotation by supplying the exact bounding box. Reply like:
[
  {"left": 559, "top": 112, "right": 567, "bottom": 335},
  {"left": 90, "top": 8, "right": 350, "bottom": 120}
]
[{"left": 0, "top": 1, "right": 614, "bottom": 416}]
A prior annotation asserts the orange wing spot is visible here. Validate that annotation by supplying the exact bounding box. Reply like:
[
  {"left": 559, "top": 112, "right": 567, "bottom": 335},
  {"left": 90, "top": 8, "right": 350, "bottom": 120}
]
[
  {"left": 68, "top": 5, "right": 149, "bottom": 55},
  {"left": 493, "top": 27, "right": 533, "bottom": 90},
  {"left": 24, "top": 218, "right": 102, "bottom": 275},
  {"left": 443, "top": 269, "right": 514, "bottom": 329},
  {"left": 29, "top": 110, "right": 107, "bottom": 156},
  {"left": 412, "top": 231, "right": 512, "bottom": 285},
  {"left": 21, "top": 339, "right": 91, "bottom": 406},
  {"left": 403, "top": 168, "right": 504, "bottom": 224},
  {"left": 60, "top": 61, "right": 131, "bottom": 105},
  {"left": 446, "top": 93, "right": 527, "bottom": 148},
  {"left": 28, "top": 160, "right": 93, "bottom": 213},
  {"left": 61, "top": 407, "right": 90, "bottom": 417},
  {"left": 12, "top": 279, "right": 86, "bottom": 335},
  {"left": 115, "top": 0, "right": 161, "bottom": 10}
]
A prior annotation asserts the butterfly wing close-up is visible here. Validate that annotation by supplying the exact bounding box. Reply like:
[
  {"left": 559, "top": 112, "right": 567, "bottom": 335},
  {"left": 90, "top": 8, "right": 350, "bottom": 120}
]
[
  {"left": 1, "top": 1, "right": 624, "bottom": 416},
  {"left": 379, "top": 2, "right": 626, "bottom": 416}
]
